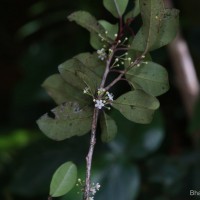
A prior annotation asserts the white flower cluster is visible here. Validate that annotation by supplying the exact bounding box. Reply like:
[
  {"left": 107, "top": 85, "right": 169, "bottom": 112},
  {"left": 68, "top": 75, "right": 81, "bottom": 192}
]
[
  {"left": 76, "top": 178, "right": 100, "bottom": 200},
  {"left": 87, "top": 182, "right": 101, "bottom": 200},
  {"left": 93, "top": 88, "right": 114, "bottom": 110},
  {"left": 97, "top": 48, "right": 107, "bottom": 61}
]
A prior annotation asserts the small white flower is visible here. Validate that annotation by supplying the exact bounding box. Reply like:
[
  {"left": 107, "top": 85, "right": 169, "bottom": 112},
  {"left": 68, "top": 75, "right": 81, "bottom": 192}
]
[
  {"left": 88, "top": 197, "right": 94, "bottom": 200},
  {"left": 95, "top": 100, "right": 105, "bottom": 109},
  {"left": 95, "top": 183, "right": 101, "bottom": 190},
  {"left": 106, "top": 92, "right": 114, "bottom": 101},
  {"left": 97, "top": 48, "right": 107, "bottom": 60},
  {"left": 90, "top": 187, "right": 96, "bottom": 195}
]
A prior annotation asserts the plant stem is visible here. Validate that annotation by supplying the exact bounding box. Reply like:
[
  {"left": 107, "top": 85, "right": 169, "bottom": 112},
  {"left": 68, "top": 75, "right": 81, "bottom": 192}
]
[
  {"left": 83, "top": 52, "right": 144, "bottom": 200},
  {"left": 83, "top": 108, "right": 99, "bottom": 200},
  {"left": 83, "top": 45, "right": 116, "bottom": 200},
  {"left": 99, "top": 47, "right": 115, "bottom": 89},
  {"left": 105, "top": 55, "right": 144, "bottom": 91}
]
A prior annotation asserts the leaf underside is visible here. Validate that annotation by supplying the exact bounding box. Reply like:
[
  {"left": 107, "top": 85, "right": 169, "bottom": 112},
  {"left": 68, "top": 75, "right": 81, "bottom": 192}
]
[
  {"left": 113, "top": 90, "right": 160, "bottom": 124},
  {"left": 37, "top": 102, "right": 93, "bottom": 141},
  {"left": 126, "top": 61, "right": 169, "bottom": 96},
  {"left": 131, "top": 0, "right": 179, "bottom": 51},
  {"left": 100, "top": 112, "right": 118, "bottom": 142}
]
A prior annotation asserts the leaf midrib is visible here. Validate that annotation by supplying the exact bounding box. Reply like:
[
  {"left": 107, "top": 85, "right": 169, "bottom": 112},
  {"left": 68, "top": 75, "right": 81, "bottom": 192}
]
[{"left": 52, "top": 164, "right": 74, "bottom": 196}]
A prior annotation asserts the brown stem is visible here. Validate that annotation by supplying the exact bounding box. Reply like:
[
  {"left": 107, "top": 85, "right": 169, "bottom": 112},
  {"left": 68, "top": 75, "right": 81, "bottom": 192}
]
[
  {"left": 83, "top": 27, "right": 144, "bottom": 200},
  {"left": 83, "top": 108, "right": 99, "bottom": 199},
  {"left": 99, "top": 47, "right": 115, "bottom": 89},
  {"left": 83, "top": 45, "right": 116, "bottom": 200},
  {"left": 105, "top": 55, "right": 144, "bottom": 91}
]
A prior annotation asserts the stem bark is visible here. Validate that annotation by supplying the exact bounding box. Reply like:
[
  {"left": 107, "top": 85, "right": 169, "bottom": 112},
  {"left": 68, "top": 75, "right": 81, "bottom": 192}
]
[{"left": 83, "top": 108, "right": 99, "bottom": 199}]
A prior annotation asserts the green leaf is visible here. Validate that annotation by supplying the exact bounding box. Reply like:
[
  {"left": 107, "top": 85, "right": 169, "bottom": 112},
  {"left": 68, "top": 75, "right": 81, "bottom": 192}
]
[
  {"left": 99, "top": 20, "right": 118, "bottom": 40},
  {"left": 132, "top": 2, "right": 179, "bottom": 52},
  {"left": 103, "top": 0, "right": 129, "bottom": 18},
  {"left": 68, "top": 11, "right": 104, "bottom": 34},
  {"left": 50, "top": 161, "right": 77, "bottom": 197},
  {"left": 37, "top": 102, "right": 93, "bottom": 141},
  {"left": 154, "top": 9, "right": 179, "bottom": 49},
  {"left": 58, "top": 58, "right": 86, "bottom": 90},
  {"left": 126, "top": 61, "right": 169, "bottom": 96},
  {"left": 74, "top": 52, "right": 105, "bottom": 78},
  {"left": 42, "top": 74, "right": 90, "bottom": 105},
  {"left": 68, "top": 11, "right": 112, "bottom": 49},
  {"left": 112, "top": 90, "right": 160, "bottom": 124},
  {"left": 131, "top": 0, "right": 165, "bottom": 52},
  {"left": 100, "top": 112, "right": 117, "bottom": 142},
  {"left": 90, "top": 20, "right": 118, "bottom": 49},
  {"left": 124, "top": 0, "right": 140, "bottom": 21},
  {"left": 58, "top": 56, "right": 102, "bottom": 94},
  {"left": 90, "top": 32, "right": 103, "bottom": 50},
  {"left": 76, "top": 71, "right": 97, "bottom": 94}
]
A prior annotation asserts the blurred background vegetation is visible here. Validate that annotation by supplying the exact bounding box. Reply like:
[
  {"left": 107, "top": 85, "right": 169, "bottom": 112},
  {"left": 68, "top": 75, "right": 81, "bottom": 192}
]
[{"left": 1, "top": 0, "right": 200, "bottom": 200}]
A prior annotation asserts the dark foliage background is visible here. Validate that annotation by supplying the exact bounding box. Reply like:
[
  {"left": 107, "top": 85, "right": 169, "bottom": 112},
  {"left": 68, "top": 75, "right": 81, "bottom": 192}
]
[{"left": 0, "top": 0, "right": 200, "bottom": 200}]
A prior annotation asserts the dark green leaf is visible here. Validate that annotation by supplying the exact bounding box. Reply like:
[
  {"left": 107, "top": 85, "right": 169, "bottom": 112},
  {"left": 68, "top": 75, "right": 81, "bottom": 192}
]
[
  {"left": 112, "top": 90, "right": 160, "bottom": 124},
  {"left": 126, "top": 61, "right": 169, "bottom": 96},
  {"left": 90, "top": 31, "right": 103, "bottom": 50},
  {"left": 132, "top": 2, "right": 179, "bottom": 51},
  {"left": 68, "top": 11, "right": 104, "bottom": 34},
  {"left": 90, "top": 20, "right": 118, "bottom": 49},
  {"left": 58, "top": 58, "right": 86, "bottom": 90},
  {"left": 154, "top": 9, "right": 179, "bottom": 49},
  {"left": 76, "top": 71, "right": 97, "bottom": 94},
  {"left": 124, "top": 0, "right": 140, "bottom": 21},
  {"left": 68, "top": 11, "right": 112, "bottom": 48},
  {"left": 99, "top": 20, "right": 118, "bottom": 40},
  {"left": 131, "top": 0, "right": 165, "bottom": 52},
  {"left": 58, "top": 56, "right": 102, "bottom": 94},
  {"left": 42, "top": 74, "right": 90, "bottom": 105},
  {"left": 50, "top": 161, "right": 77, "bottom": 197},
  {"left": 74, "top": 52, "right": 105, "bottom": 77},
  {"left": 100, "top": 112, "right": 117, "bottom": 142},
  {"left": 37, "top": 102, "right": 93, "bottom": 141},
  {"left": 103, "top": 0, "right": 129, "bottom": 18}
]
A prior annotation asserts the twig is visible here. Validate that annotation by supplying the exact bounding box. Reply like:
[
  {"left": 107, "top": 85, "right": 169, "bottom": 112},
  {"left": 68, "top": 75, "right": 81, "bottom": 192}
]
[
  {"left": 104, "top": 55, "right": 144, "bottom": 91},
  {"left": 83, "top": 108, "right": 99, "bottom": 199},
  {"left": 83, "top": 44, "right": 116, "bottom": 200}
]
